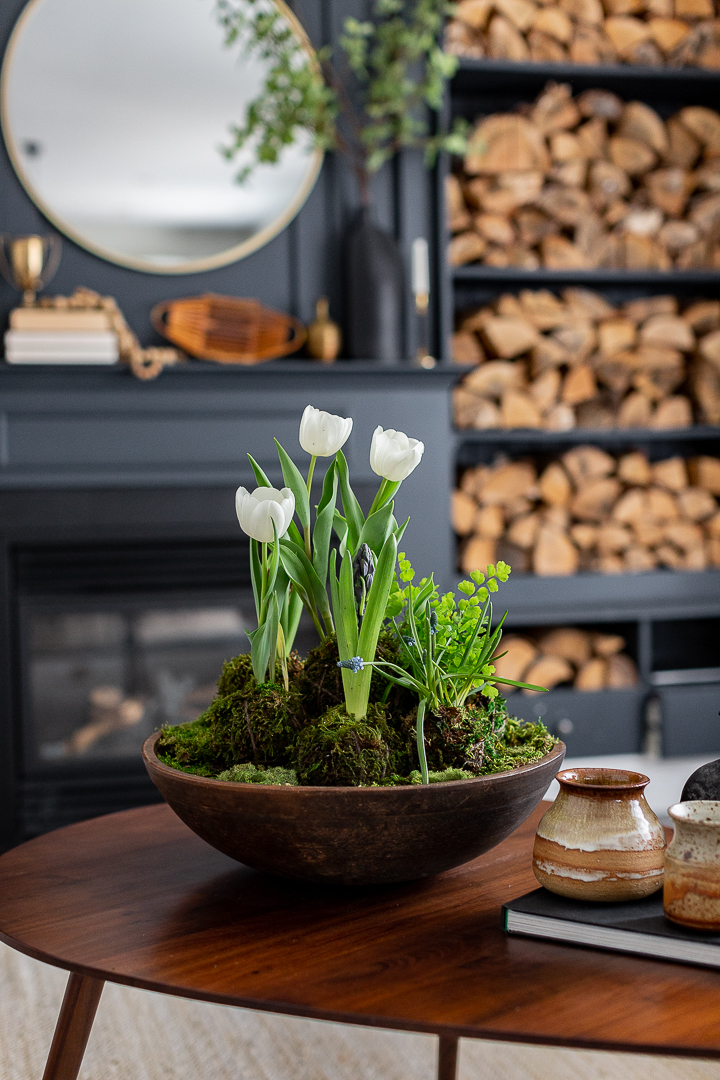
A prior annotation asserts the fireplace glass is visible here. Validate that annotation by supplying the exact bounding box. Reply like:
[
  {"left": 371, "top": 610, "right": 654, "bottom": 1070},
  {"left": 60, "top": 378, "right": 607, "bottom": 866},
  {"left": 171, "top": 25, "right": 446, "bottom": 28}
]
[{"left": 23, "top": 599, "right": 255, "bottom": 766}]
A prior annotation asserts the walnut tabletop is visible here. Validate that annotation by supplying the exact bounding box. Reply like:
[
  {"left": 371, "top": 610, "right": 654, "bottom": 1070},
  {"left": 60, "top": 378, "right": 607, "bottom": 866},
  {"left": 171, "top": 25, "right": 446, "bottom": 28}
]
[{"left": 1, "top": 803, "right": 719, "bottom": 1080}]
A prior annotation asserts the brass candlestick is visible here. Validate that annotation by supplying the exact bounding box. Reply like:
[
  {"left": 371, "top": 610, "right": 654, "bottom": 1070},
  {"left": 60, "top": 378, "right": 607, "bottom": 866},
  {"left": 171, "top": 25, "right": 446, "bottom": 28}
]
[{"left": 0, "top": 234, "right": 61, "bottom": 304}]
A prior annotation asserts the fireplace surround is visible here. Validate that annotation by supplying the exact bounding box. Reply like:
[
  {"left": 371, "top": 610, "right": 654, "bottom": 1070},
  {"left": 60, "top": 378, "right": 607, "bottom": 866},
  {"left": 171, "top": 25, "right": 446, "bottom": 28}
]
[{"left": 0, "top": 361, "right": 459, "bottom": 849}]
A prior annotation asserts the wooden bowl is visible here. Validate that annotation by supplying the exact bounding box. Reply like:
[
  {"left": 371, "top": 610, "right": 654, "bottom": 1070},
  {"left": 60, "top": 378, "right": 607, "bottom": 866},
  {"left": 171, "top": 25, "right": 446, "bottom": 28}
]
[{"left": 142, "top": 731, "right": 565, "bottom": 886}]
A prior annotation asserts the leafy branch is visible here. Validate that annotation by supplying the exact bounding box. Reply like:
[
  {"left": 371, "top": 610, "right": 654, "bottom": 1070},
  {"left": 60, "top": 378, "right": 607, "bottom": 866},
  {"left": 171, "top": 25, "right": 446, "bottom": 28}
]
[{"left": 215, "top": 0, "right": 468, "bottom": 203}]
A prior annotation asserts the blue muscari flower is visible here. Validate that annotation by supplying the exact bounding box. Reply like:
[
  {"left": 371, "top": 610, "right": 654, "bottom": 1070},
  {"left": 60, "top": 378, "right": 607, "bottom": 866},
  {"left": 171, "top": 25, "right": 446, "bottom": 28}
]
[
  {"left": 337, "top": 656, "right": 365, "bottom": 673},
  {"left": 429, "top": 610, "right": 438, "bottom": 634},
  {"left": 402, "top": 635, "right": 416, "bottom": 647}
]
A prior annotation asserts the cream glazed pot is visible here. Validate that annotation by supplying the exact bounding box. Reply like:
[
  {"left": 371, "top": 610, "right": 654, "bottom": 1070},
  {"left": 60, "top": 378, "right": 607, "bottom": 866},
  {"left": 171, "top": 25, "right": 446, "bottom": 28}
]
[
  {"left": 533, "top": 769, "right": 667, "bottom": 902},
  {"left": 664, "top": 801, "right": 720, "bottom": 931}
]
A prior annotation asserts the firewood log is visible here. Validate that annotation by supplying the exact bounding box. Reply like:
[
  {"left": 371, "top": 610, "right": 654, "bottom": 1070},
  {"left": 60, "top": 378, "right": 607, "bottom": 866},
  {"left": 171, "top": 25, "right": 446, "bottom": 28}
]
[
  {"left": 613, "top": 487, "right": 648, "bottom": 525},
  {"left": 448, "top": 231, "right": 487, "bottom": 266},
  {"left": 571, "top": 523, "right": 599, "bottom": 549},
  {"left": 698, "top": 329, "right": 720, "bottom": 369},
  {"left": 538, "top": 626, "right": 592, "bottom": 666},
  {"left": 624, "top": 544, "right": 658, "bottom": 571},
  {"left": 562, "top": 445, "right": 616, "bottom": 483},
  {"left": 452, "top": 331, "right": 485, "bottom": 365},
  {"left": 453, "top": 389, "right": 502, "bottom": 429},
  {"left": 664, "top": 520, "right": 706, "bottom": 555},
  {"left": 504, "top": 510, "right": 541, "bottom": 551},
  {"left": 464, "top": 360, "right": 527, "bottom": 398},
  {"left": 707, "top": 509, "right": 720, "bottom": 535},
  {"left": 481, "top": 461, "right": 537, "bottom": 504},
  {"left": 690, "top": 455, "right": 720, "bottom": 494},
  {"left": 597, "top": 522, "right": 633, "bottom": 553},
  {"left": 709, "top": 537, "right": 720, "bottom": 567},
  {"left": 648, "top": 17, "right": 692, "bottom": 53},
  {"left": 591, "top": 632, "right": 626, "bottom": 657},
  {"left": 665, "top": 117, "right": 701, "bottom": 168},
  {"left": 648, "top": 486, "right": 680, "bottom": 521},
  {"left": 533, "top": 524, "right": 580, "bottom": 575},
  {"left": 539, "top": 185, "right": 592, "bottom": 225},
  {"left": 677, "top": 487, "right": 717, "bottom": 521},
  {"left": 652, "top": 456, "right": 687, "bottom": 491},
  {"left": 460, "top": 535, "right": 498, "bottom": 574},
  {"left": 633, "top": 518, "right": 665, "bottom": 545},
  {"left": 597, "top": 552, "right": 626, "bottom": 573},
  {"left": 685, "top": 301, "right": 720, "bottom": 333},
  {"left": 481, "top": 316, "right": 539, "bottom": 358},
  {"left": 620, "top": 101, "right": 669, "bottom": 155},
  {"left": 678, "top": 106, "right": 720, "bottom": 154},
  {"left": 532, "top": 83, "right": 581, "bottom": 134},
  {"left": 645, "top": 167, "right": 694, "bottom": 217},
  {"left": 571, "top": 477, "right": 623, "bottom": 520},
  {"left": 617, "top": 390, "right": 653, "bottom": 427},
  {"left": 606, "top": 654, "right": 639, "bottom": 687},
  {"left": 529, "top": 369, "right": 562, "bottom": 413},
  {"left": 545, "top": 403, "right": 577, "bottom": 430},
  {"left": 658, "top": 220, "right": 701, "bottom": 252},
  {"left": 562, "top": 363, "right": 598, "bottom": 405},
  {"left": 622, "top": 233, "right": 671, "bottom": 271},
  {"left": 523, "top": 654, "right": 574, "bottom": 692},
  {"left": 539, "top": 461, "right": 573, "bottom": 508},
  {"left": 640, "top": 313, "right": 695, "bottom": 351},
  {"left": 618, "top": 451, "right": 652, "bottom": 485},
  {"left": 501, "top": 389, "right": 544, "bottom": 428},
  {"left": 529, "top": 29, "right": 568, "bottom": 61},
  {"left": 446, "top": 175, "right": 473, "bottom": 233},
  {"left": 475, "top": 213, "right": 516, "bottom": 246},
  {"left": 460, "top": 465, "right": 489, "bottom": 499},
  {"left": 692, "top": 359, "right": 720, "bottom": 423},
  {"left": 455, "top": 0, "right": 494, "bottom": 28},
  {"left": 553, "top": 320, "right": 598, "bottom": 362},
  {"left": 541, "top": 235, "right": 590, "bottom": 269},
  {"left": 451, "top": 490, "right": 479, "bottom": 535},
  {"left": 486, "top": 14, "right": 531, "bottom": 58},
  {"left": 519, "top": 289, "right": 567, "bottom": 329},
  {"left": 598, "top": 318, "right": 637, "bottom": 357},
  {"left": 466, "top": 114, "right": 549, "bottom": 174},
  {"left": 492, "top": 636, "right": 538, "bottom": 683},
  {"left": 575, "top": 658, "right": 607, "bottom": 690},
  {"left": 651, "top": 395, "right": 693, "bottom": 427}
]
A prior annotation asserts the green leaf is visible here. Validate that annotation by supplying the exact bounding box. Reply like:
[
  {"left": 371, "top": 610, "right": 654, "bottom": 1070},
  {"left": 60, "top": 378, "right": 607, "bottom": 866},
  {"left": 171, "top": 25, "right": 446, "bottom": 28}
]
[
  {"left": 394, "top": 515, "right": 410, "bottom": 546},
  {"left": 335, "top": 450, "right": 364, "bottom": 553},
  {"left": 249, "top": 597, "right": 279, "bottom": 684},
  {"left": 333, "top": 509, "right": 349, "bottom": 557},
  {"left": 329, "top": 550, "right": 358, "bottom": 660},
  {"left": 249, "top": 539, "right": 262, "bottom": 620},
  {"left": 274, "top": 438, "right": 310, "bottom": 531},
  {"left": 247, "top": 454, "right": 271, "bottom": 488},
  {"left": 357, "top": 500, "right": 395, "bottom": 558},
  {"left": 287, "top": 520, "right": 304, "bottom": 550},
  {"left": 416, "top": 698, "right": 429, "bottom": 785},
  {"left": 279, "top": 540, "right": 330, "bottom": 618},
  {"left": 313, "top": 461, "right": 338, "bottom": 585},
  {"left": 358, "top": 531, "right": 397, "bottom": 660}
]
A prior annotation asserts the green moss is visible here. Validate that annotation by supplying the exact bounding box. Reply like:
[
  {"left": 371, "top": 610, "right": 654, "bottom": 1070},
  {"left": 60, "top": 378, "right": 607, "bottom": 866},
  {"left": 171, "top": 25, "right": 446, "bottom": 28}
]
[
  {"left": 216, "top": 652, "right": 255, "bottom": 698},
  {"left": 295, "top": 703, "right": 406, "bottom": 786},
  {"left": 217, "top": 763, "right": 298, "bottom": 785},
  {"left": 156, "top": 680, "right": 303, "bottom": 774},
  {"left": 477, "top": 713, "right": 555, "bottom": 775}
]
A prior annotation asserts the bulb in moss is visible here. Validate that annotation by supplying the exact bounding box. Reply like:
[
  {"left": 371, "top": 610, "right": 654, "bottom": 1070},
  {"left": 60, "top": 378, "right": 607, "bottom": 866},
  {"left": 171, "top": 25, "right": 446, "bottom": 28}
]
[{"left": 295, "top": 703, "right": 405, "bottom": 786}]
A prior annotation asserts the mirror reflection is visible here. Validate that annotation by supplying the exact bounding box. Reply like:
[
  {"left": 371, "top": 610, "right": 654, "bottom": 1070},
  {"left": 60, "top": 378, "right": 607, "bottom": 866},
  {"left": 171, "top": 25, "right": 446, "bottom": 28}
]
[{"left": 1, "top": 0, "right": 322, "bottom": 272}]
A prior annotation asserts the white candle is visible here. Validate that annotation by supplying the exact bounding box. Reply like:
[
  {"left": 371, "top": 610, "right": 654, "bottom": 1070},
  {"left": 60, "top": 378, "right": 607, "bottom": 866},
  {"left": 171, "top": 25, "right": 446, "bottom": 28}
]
[{"left": 411, "top": 237, "right": 429, "bottom": 298}]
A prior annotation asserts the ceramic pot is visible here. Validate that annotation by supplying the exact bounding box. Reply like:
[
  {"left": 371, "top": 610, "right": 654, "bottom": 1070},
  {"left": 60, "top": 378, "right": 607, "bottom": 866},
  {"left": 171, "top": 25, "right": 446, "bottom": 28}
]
[
  {"left": 664, "top": 800, "right": 720, "bottom": 931},
  {"left": 143, "top": 731, "right": 565, "bottom": 886},
  {"left": 533, "top": 768, "right": 666, "bottom": 902},
  {"left": 344, "top": 208, "right": 403, "bottom": 364}
]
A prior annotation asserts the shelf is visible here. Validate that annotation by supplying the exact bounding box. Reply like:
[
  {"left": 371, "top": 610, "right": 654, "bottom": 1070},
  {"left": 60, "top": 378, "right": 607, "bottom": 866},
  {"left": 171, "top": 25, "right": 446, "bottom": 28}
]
[
  {"left": 454, "top": 426, "right": 720, "bottom": 457},
  {"left": 475, "top": 569, "right": 720, "bottom": 624},
  {"left": 452, "top": 267, "right": 720, "bottom": 287},
  {"left": 453, "top": 57, "right": 720, "bottom": 89}
]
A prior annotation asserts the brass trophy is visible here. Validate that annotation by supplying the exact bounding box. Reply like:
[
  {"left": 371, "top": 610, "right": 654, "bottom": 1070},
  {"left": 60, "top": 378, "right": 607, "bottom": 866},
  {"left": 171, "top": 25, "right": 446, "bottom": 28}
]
[{"left": 0, "top": 234, "right": 61, "bottom": 304}]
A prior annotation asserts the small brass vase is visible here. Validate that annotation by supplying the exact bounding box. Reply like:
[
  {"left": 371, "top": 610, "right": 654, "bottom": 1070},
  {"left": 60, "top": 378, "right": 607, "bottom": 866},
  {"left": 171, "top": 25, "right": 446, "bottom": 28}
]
[
  {"left": 0, "top": 234, "right": 61, "bottom": 304},
  {"left": 307, "top": 297, "right": 341, "bottom": 363}
]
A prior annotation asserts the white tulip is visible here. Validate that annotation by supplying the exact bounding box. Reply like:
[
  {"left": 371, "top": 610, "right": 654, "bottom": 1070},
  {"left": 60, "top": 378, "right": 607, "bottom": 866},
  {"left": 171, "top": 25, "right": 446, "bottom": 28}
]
[
  {"left": 370, "top": 427, "right": 425, "bottom": 482},
  {"left": 299, "top": 405, "right": 353, "bottom": 456},
  {"left": 236, "top": 486, "right": 295, "bottom": 543}
]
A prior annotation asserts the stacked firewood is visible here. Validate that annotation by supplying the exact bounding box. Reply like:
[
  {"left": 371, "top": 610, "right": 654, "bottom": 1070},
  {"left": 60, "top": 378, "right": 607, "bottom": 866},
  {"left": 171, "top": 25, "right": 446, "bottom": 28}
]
[
  {"left": 492, "top": 626, "right": 639, "bottom": 692},
  {"left": 448, "top": 84, "right": 720, "bottom": 271},
  {"left": 445, "top": 0, "right": 720, "bottom": 68},
  {"left": 453, "top": 288, "right": 720, "bottom": 429},
  {"left": 453, "top": 445, "right": 720, "bottom": 573}
]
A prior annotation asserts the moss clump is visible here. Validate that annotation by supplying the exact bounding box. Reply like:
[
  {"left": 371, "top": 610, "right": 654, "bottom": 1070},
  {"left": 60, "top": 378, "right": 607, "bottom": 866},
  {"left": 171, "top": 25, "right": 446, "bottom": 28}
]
[
  {"left": 477, "top": 713, "right": 555, "bottom": 775},
  {"left": 409, "top": 767, "right": 475, "bottom": 784},
  {"left": 156, "top": 681, "right": 303, "bottom": 775},
  {"left": 215, "top": 652, "right": 255, "bottom": 698},
  {"left": 295, "top": 703, "right": 406, "bottom": 786},
  {"left": 217, "top": 763, "right": 298, "bottom": 785}
]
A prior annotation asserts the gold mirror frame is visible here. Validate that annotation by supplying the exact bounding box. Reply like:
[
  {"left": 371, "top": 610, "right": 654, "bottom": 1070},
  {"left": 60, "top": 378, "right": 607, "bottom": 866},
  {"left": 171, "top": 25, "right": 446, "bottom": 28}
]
[{"left": 0, "top": 0, "right": 323, "bottom": 275}]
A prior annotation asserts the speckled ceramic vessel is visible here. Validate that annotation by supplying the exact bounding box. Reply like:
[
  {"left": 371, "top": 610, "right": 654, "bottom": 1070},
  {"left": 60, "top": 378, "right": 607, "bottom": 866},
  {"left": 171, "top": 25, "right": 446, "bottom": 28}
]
[
  {"left": 533, "top": 768, "right": 666, "bottom": 902},
  {"left": 664, "top": 801, "right": 720, "bottom": 931}
]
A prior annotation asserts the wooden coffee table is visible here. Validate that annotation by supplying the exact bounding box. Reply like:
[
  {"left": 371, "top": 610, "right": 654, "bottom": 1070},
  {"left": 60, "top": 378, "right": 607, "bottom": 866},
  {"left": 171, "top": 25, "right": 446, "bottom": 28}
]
[{"left": 1, "top": 803, "right": 719, "bottom": 1080}]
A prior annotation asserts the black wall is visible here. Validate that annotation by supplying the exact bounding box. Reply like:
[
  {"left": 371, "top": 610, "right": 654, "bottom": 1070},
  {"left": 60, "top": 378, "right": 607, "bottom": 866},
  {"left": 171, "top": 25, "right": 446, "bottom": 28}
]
[{"left": 0, "top": 0, "right": 437, "bottom": 359}]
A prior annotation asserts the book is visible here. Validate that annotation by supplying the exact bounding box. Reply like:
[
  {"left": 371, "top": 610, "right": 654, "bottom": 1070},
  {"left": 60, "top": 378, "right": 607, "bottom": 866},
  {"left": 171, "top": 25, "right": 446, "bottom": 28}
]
[
  {"left": 503, "top": 887, "right": 720, "bottom": 969},
  {"left": 9, "top": 308, "right": 111, "bottom": 331},
  {"left": 4, "top": 330, "right": 119, "bottom": 364}
]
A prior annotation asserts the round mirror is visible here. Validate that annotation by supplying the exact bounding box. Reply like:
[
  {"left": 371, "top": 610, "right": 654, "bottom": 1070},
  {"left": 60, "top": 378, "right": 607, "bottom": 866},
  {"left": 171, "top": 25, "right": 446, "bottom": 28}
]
[{"left": 1, "top": 0, "right": 322, "bottom": 273}]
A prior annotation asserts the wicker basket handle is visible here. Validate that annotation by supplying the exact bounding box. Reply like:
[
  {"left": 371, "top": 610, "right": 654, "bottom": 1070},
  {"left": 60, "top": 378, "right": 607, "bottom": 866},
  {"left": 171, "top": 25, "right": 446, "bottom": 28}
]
[
  {"left": 150, "top": 301, "right": 173, "bottom": 337},
  {"left": 278, "top": 315, "right": 307, "bottom": 357}
]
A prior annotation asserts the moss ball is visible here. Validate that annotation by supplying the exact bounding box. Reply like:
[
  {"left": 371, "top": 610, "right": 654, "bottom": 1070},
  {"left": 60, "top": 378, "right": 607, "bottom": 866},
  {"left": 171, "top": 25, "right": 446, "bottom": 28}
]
[
  {"left": 295, "top": 703, "right": 405, "bottom": 786},
  {"left": 156, "top": 681, "right": 303, "bottom": 774}
]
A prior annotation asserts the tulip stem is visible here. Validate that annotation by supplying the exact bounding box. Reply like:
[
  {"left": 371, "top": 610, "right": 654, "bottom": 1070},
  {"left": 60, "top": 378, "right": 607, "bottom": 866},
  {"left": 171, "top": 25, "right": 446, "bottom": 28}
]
[{"left": 303, "top": 455, "right": 317, "bottom": 560}]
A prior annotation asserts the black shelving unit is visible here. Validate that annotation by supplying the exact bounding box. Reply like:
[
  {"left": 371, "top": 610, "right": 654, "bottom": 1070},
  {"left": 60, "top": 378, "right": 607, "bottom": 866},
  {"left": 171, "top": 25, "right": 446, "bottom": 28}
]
[{"left": 439, "top": 57, "right": 720, "bottom": 759}]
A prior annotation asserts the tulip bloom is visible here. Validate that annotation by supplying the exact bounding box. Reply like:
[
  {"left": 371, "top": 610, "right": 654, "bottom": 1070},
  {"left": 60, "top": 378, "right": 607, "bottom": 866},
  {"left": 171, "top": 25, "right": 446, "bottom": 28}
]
[
  {"left": 370, "top": 426, "right": 424, "bottom": 482},
  {"left": 236, "top": 486, "right": 295, "bottom": 543},
  {"left": 299, "top": 405, "right": 353, "bottom": 457}
]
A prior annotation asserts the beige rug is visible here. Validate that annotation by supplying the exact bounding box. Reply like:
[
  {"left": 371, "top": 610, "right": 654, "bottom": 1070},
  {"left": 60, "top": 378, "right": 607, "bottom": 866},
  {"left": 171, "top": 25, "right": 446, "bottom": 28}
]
[{"left": 0, "top": 942, "right": 717, "bottom": 1080}]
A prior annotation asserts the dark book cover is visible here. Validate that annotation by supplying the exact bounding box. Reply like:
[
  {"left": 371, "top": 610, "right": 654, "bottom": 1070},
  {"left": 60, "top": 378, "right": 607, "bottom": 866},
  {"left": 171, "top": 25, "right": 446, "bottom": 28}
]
[{"left": 503, "top": 888, "right": 720, "bottom": 969}]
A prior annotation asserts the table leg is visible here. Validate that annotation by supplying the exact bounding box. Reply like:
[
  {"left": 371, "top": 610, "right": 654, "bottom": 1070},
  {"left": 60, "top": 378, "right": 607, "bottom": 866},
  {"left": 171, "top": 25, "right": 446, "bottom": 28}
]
[
  {"left": 437, "top": 1035, "right": 458, "bottom": 1080},
  {"left": 41, "top": 972, "right": 104, "bottom": 1080}
]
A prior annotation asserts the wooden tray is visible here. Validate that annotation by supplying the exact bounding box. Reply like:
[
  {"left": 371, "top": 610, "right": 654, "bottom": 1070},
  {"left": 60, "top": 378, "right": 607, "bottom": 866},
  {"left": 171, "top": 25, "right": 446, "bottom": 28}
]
[{"left": 151, "top": 294, "right": 306, "bottom": 363}]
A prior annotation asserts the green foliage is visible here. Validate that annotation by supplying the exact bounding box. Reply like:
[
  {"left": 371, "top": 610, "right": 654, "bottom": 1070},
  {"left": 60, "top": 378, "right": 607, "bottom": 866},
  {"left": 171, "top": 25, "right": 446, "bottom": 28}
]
[
  {"left": 295, "top": 703, "right": 406, "bottom": 785},
  {"left": 217, "top": 763, "right": 298, "bottom": 784},
  {"left": 215, "top": 0, "right": 467, "bottom": 199},
  {"left": 408, "top": 766, "right": 474, "bottom": 783}
]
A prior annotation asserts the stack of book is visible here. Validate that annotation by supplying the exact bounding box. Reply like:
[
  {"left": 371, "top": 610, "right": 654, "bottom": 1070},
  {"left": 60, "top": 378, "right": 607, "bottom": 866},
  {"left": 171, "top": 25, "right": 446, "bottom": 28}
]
[{"left": 4, "top": 307, "right": 120, "bottom": 364}]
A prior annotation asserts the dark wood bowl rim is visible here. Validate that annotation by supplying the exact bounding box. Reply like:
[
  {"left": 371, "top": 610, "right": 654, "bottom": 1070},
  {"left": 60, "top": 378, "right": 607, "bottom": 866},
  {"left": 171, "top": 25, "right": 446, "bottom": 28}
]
[{"left": 143, "top": 729, "right": 565, "bottom": 795}]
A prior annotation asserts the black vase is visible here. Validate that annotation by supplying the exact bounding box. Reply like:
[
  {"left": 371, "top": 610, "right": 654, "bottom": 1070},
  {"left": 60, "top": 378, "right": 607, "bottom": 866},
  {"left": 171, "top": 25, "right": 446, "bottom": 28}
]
[{"left": 344, "top": 208, "right": 404, "bottom": 364}]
